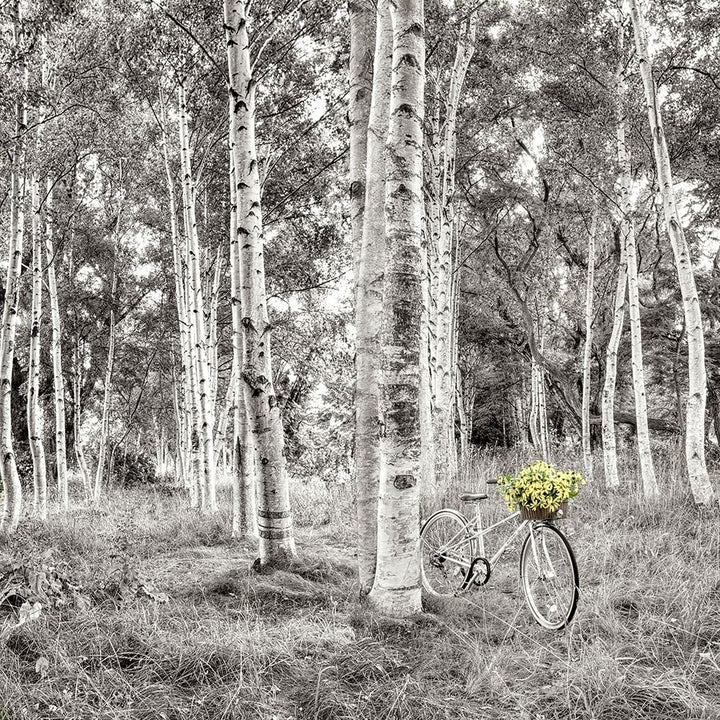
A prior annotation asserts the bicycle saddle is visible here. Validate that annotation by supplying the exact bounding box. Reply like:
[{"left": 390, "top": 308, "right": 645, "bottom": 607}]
[{"left": 459, "top": 492, "right": 488, "bottom": 502}]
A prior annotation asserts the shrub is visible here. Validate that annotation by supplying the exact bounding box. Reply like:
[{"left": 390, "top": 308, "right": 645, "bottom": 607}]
[{"left": 113, "top": 450, "right": 157, "bottom": 488}]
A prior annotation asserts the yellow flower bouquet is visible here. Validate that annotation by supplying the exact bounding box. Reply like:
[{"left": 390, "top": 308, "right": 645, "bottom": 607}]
[{"left": 497, "top": 461, "right": 584, "bottom": 520}]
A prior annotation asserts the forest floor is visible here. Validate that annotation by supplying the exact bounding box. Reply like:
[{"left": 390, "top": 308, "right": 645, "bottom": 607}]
[{"left": 2, "top": 452, "right": 720, "bottom": 719}]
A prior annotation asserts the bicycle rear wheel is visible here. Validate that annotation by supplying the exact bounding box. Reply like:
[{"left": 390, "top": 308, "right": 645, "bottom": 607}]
[
  {"left": 520, "top": 523, "right": 579, "bottom": 630},
  {"left": 420, "top": 509, "right": 476, "bottom": 598}
]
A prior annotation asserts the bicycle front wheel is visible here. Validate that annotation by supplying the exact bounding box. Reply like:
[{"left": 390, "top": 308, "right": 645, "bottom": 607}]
[
  {"left": 420, "top": 509, "right": 476, "bottom": 598},
  {"left": 520, "top": 523, "right": 579, "bottom": 630}
]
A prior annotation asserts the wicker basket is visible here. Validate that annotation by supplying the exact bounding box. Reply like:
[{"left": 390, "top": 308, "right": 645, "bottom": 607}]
[{"left": 520, "top": 501, "right": 569, "bottom": 521}]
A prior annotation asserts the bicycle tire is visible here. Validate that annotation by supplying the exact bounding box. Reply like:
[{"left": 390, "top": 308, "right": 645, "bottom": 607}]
[
  {"left": 420, "top": 509, "right": 476, "bottom": 598},
  {"left": 519, "top": 522, "right": 579, "bottom": 630}
]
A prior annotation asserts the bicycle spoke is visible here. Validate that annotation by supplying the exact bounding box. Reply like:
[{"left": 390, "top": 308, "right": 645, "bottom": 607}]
[
  {"left": 420, "top": 510, "right": 475, "bottom": 598},
  {"left": 520, "top": 523, "right": 579, "bottom": 630}
]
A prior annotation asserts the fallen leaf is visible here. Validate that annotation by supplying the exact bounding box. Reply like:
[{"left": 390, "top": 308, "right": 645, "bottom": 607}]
[
  {"left": 35, "top": 656, "right": 49, "bottom": 678},
  {"left": 18, "top": 601, "right": 42, "bottom": 625},
  {"left": 137, "top": 585, "right": 170, "bottom": 603}
]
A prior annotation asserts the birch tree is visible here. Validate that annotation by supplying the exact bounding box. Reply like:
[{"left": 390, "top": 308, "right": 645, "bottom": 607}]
[
  {"left": 367, "top": 0, "right": 425, "bottom": 616},
  {"left": 73, "top": 340, "right": 92, "bottom": 496},
  {"left": 178, "top": 83, "right": 218, "bottom": 512},
  {"left": 601, "top": 19, "right": 631, "bottom": 491},
  {"left": 349, "top": 0, "right": 374, "bottom": 280},
  {"left": 94, "top": 240, "right": 118, "bottom": 504},
  {"left": 171, "top": 371, "right": 188, "bottom": 488},
  {"left": 354, "top": 0, "right": 392, "bottom": 593},
  {"left": 616, "top": 44, "right": 659, "bottom": 497},
  {"left": 208, "top": 253, "right": 222, "bottom": 423},
  {"left": 28, "top": 177, "right": 47, "bottom": 520},
  {"left": 159, "top": 91, "right": 203, "bottom": 509},
  {"left": 601, "top": 234, "right": 627, "bottom": 489},
  {"left": 228, "top": 132, "right": 257, "bottom": 539},
  {"left": 425, "top": 10, "right": 476, "bottom": 491},
  {"left": 530, "top": 353, "right": 549, "bottom": 460},
  {"left": 45, "top": 182, "right": 69, "bottom": 510},
  {"left": 225, "top": 0, "right": 296, "bottom": 563},
  {"left": 629, "top": 0, "right": 713, "bottom": 504},
  {"left": 610, "top": 13, "right": 658, "bottom": 496},
  {"left": 581, "top": 213, "right": 597, "bottom": 483},
  {"left": 38, "top": 42, "right": 69, "bottom": 512},
  {"left": 0, "top": 0, "right": 28, "bottom": 537}
]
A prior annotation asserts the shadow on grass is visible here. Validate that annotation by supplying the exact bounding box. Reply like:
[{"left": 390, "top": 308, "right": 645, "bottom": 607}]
[{"left": 201, "top": 554, "right": 355, "bottom": 616}]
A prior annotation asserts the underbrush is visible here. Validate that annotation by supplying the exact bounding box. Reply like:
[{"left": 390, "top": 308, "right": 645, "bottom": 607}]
[{"left": 0, "top": 450, "right": 719, "bottom": 719}]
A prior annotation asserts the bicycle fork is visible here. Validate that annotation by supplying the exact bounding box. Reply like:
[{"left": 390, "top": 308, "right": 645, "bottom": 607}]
[{"left": 528, "top": 523, "right": 557, "bottom": 580}]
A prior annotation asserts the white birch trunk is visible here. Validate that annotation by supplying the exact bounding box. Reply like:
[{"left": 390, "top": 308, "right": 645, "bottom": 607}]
[
  {"left": 45, "top": 182, "right": 69, "bottom": 510},
  {"left": 228, "top": 135, "right": 257, "bottom": 539},
  {"left": 515, "top": 371, "right": 530, "bottom": 449},
  {"left": 353, "top": 0, "right": 392, "bottom": 592},
  {"left": 172, "top": 373, "right": 188, "bottom": 488},
  {"left": 530, "top": 357, "right": 549, "bottom": 459},
  {"left": 39, "top": 43, "right": 68, "bottom": 512},
  {"left": 208, "top": 249, "right": 222, "bottom": 423},
  {"left": 28, "top": 177, "right": 47, "bottom": 519},
  {"left": 456, "top": 371, "right": 470, "bottom": 461},
  {"left": 529, "top": 360, "right": 540, "bottom": 454},
  {"left": 616, "top": 15, "right": 658, "bottom": 497},
  {"left": 225, "top": 0, "right": 295, "bottom": 562},
  {"left": 214, "top": 363, "right": 235, "bottom": 468},
  {"left": 423, "top": 93, "right": 441, "bottom": 493},
  {"left": 159, "top": 94, "right": 202, "bottom": 508},
  {"left": 231, "top": 361, "right": 257, "bottom": 538},
  {"left": 538, "top": 362, "right": 550, "bottom": 459},
  {"left": 617, "top": 85, "right": 659, "bottom": 498},
  {"left": 178, "top": 84, "right": 218, "bottom": 512},
  {"left": 94, "top": 258, "right": 117, "bottom": 503},
  {"left": 528, "top": 328, "right": 550, "bottom": 461},
  {"left": 624, "top": 227, "right": 659, "bottom": 497},
  {"left": 449, "top": 224, "right": 463, "bottom": 463},
  {"left": 630, "top": 0, "right": 713, "bottom": 504},
  {"left": 601, "top": 245, "right": 627, "bottom": 489},
  {"left": 581, "top": 213, "right": 597, "bottom": 483},
  {"left": 349, "top": 0, "right": 374, "bottom": 280},
  {"left": 602, "top": 23, "right": 632, "bottom": 491},
  {"left": 431, "top": 15, "right": 475, "bottom": 492},
  {"left": 72, "top": 340, "right": 92, "bottom": 497},
  {"left": 368, "top": 0, "right": 425, "bottom": 616},
  {"left": 0, "top": 5, "right": 28, "bottom": 536}
]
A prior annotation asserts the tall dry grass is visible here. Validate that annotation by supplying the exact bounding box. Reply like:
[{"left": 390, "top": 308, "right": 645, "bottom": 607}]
[{"left": 0, "top": 445, "right": 718, "bottom": 719}]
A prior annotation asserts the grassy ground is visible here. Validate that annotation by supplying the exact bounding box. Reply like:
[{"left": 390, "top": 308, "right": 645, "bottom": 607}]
[{"left": 1, "top": 450, "right": 720, "bottom": 719}]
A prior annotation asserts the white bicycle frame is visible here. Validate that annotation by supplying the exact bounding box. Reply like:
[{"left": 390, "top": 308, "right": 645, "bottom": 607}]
[{"left": 466, "top": 507, "right": 544, "bottom": 584}]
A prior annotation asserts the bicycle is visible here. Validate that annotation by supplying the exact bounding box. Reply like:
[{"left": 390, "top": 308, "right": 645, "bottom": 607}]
[{"left": 420, "top": 479, "right": 579, "bottom": 630}]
